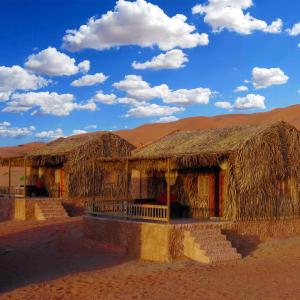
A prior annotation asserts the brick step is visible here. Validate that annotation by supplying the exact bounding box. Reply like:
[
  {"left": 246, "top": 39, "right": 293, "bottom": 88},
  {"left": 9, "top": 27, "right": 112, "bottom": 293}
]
[
  {"left": 196, "top": 239, "right": 232, "bottom": 249},
  {"left": 192, "top": 233, "right": 227, "bottom": 242},
  {"left": 35, "top": 201, "right": 69, "bottom": 220},
  {"left": 210, "top": 253, "right": 242, "bottom": 263},
  {"left": 205, "top": 246, "right": 238, "bottom": 257},
  {"left": 183, "top": 229, "right": 241, "bottom": 264}
]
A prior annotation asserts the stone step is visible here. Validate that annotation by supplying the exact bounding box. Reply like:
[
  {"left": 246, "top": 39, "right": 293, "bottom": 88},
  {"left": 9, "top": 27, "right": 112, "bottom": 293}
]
[
  {"left": 183, "top": 229, "right": 241, "bottom": 264},
  {"left": 35, "top": 201, "right": 68, "bottom": 220}
]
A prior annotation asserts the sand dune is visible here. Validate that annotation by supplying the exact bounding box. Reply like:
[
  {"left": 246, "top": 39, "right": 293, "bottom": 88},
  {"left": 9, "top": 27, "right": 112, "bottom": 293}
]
[{"left": 2, "top": 104, "right": 300, "bottom": 155}]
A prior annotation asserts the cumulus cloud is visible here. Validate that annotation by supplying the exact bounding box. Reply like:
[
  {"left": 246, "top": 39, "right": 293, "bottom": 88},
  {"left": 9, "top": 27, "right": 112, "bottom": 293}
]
[
  {"left": 163, "top": 88, "right": 211, "bottom": 105},
  {"left": 214, "top": 101, "right": 233, "bottom": 109},
  {"left": 234, "top": 93, "right": 266, "bottom": 109},
  {"left": 25, "top": 47, "right": 90, "bottom": 76},
  {"left": 84, "top": 124, "right": 97, "bottom": 129},
  {"left": 192, "top": 0, "right": 282, "bottom": 35},
  {"left": 252, "top": 67, "right": 288, "bottom": 89},
  {"left": 132, "top": 49, "right": 188, "bottom": 70},
  {"left": 0, "top": 65, "right": 48, "bottom": 99},
  {"left": 0, "top": 121, "right": 36, "bottom": 138},
  {"left": 90, "top": 91, "right": 117, "bottom": 104},
  {"left": 3, "top": 92, "right": 96, "bottom": 116},
  {"left": 72, "top": 129, "right": 87, "bottom": 135},
  {"left": 63, "top": 0, "right": 209, "bottom": 51},
  {"left": 35, "top": 128, "right": 65, "bottom": 140},
  {"left": 154, "top": 116, "right": 179, "bottom": 123},
  {"left": 125, "top": 103, "right": 184, "bottom": 118},
  {"left": 71, "top": 73, "right": 108, "bottom": 87},
  {"left": 234, "top": 85, "right": 249, "bottom": 93},
  {"left": 113, "top": 75, "right": 212, "bottom": 105},
  {"left": 286, "top": 22, "right": 300, "bottom": 36},
  {"left": 215, "top": 94, "right": 265, "bottom": 110}
]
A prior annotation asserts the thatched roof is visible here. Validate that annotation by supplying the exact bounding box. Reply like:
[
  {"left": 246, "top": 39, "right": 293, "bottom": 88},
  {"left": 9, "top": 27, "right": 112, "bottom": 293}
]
[
  {"left": 132, "top": 122, "right": 285, "bottom": 158},
  {"left": 96, "top": 121, "right": 299, "bottom": 172},
  {"left": 0, "top": 132, "right": 135, "bottom": 168}
]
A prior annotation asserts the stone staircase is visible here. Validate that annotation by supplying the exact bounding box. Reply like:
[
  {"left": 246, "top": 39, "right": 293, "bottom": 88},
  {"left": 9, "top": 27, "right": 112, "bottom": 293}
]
[
  {"left": 183, "top": 228, "right": 241, "bottom": 264},
  {"left": 35, "top": 201, "right": 69, "bottom": 220}
]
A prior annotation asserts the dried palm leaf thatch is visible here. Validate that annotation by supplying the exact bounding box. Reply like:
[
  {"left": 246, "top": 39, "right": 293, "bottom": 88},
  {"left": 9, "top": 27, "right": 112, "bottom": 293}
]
[
  {"left": 99, "top": 121, "right": 300, "bottom": 221},
  {"left": 224, "top": 121, "right": 300, "bottom": 220}
]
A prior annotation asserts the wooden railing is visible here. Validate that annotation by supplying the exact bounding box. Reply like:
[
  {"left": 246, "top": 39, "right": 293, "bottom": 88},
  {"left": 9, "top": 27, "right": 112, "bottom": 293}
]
[{"left": 85, "top": 200, "right": 168, "bottom": 222}]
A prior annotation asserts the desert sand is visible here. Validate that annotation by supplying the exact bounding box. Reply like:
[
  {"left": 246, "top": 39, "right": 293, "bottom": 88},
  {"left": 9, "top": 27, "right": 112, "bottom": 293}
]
[{"left": 0, "top": 217, "right": 300, "bottom": 299}]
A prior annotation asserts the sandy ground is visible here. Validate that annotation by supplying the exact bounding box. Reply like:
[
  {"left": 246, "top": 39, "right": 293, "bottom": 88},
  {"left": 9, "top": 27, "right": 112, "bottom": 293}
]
[{"left": 1, "top": 218, "right": 300, "bottom": 299}]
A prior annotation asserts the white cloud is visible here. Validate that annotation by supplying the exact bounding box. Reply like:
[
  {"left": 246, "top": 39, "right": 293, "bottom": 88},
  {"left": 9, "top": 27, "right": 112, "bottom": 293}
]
[
  {"left": 113, "top": 75, "right": 169, "bottom": 101},
  {"left": 234, "top": 93, "right": 266, "bottom": 109},
  {"left": 25, "top": 47, "right": 90, "bottom": 76},
  {"left": 90, "top": 91, "right": 117, "bottom": 104},
  {"left": 154, "top": 116, "right": 179, "bottom": 123},
  {"left": 164, "top": 88, "right": 212, "bottom": 105},
  {"left": 113, "top": 75, "right": 212, "bottom": 105},
  {"left": 286, "top": 22, "right": 300, "bottom": 36},
  {"left": 132, "top": 49, "right": 188, "bottom": 70},
  {"left": 35, "top": 128, "right": 65, "bottom": 140},
  {"left": 72, "top": 129, "right": 87, "bottom": 135},
  {"left": 0, "top": 121, "right": 36, "bottom": 138},
  {"left": 214, "top": 101, "right": 233, "bottom": 109},
  {"left": 192, "top": 0, "right": 282, "bottom": 35},
  {"left": 252, "top": 67, "right": 288, "bottom": 89},
  {"left": 84, "top": 124, "right": 97, "bottom": 129},
  {"left": 3, "top": 92, "right": 96, "bottom": 116},
  {"left": 125, "top": 103, "right": 184, "bottom": 118},
  {"left": 78, "top": 60, "right": 90, "bottom": 73},
  {"left": 234, "top": 85, "right": 248, "bottom": 93},
  {"left": 71, "top": 73, "right": 108, "bottom": 87},
  {"left": 63, "top": 0, "right": 209, "bottom": 51},
  {"left": 0, "top": 65, "right": 48, "bottom": 98}
]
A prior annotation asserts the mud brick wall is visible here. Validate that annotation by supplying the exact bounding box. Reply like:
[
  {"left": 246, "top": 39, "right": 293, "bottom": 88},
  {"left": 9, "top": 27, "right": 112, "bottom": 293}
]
[
  {"left": 84, "top": 216, "right": 171, "bottom": 262},
  {"left": 0, "top": 199, "right": 14, "bottom": 221}
]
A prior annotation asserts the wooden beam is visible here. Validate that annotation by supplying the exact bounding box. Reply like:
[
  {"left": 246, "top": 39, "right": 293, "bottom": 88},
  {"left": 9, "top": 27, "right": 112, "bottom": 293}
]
[
  {"left": 125, "top": 158, "right": 129, "bottom": 202},
  {"left": 8, "top": 159, "right": 11, "bottom": 198},
  {"left": 167, "top": 158, "right": 171, "bottom": 223},
  {"left": 24, "top": 159, "right": 27, "bottom": 200},
  {"left": 92, "top": 160, "right": 96, "bottom": 203},
  {"left": 139, "top": 162, "right": 142, "bottom": 199}
]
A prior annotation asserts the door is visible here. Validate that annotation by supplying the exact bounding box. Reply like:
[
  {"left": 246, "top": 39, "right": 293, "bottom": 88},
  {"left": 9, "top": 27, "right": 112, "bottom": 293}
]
[
  {"left": 197, "top": 173, "right": 215, "bottom": 218},
  {"left": 60, "top": 169, "right": 65, "bottom": 197},
  {"left": 219, "top": 171, "right": 226, "bottom": 218}
]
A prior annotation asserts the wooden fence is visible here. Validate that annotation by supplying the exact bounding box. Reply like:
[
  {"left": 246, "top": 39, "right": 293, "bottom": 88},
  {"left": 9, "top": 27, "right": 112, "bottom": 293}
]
[{"left": 86, "top": 200, "right": 168, "bottom": 222}]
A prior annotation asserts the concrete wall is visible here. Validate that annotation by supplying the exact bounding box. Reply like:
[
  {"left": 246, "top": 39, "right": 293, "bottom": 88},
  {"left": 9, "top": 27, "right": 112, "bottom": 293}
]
[
  {"left": 84, "top": 216, "right": 300, "bottom": 262},
  {"left": 84, "top": 216, "right": 171, "bottom": 262},
  {"left": 0, "top": 199, "right": 14, "bottom": 221}
]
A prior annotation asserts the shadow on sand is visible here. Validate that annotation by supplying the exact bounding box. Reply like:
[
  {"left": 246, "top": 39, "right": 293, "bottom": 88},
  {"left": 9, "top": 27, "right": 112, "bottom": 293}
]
[{"left": 0, "top": 218, "right": 130, "bottom": 293}]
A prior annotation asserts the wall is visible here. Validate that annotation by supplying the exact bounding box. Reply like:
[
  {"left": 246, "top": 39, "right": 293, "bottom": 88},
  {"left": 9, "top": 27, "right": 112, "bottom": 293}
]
[
  {"left": 84, "top": 216, "right": 171, "bottom": 262},
  {"left": 0, "top": 199, "right": 14, "bottom": 221},
  {"left": 84, "top": 216, "right": 300, "bottom": 262}
]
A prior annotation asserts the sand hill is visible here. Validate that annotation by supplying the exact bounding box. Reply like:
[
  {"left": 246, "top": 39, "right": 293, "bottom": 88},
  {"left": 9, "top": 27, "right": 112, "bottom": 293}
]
[{"left": 1, "top": 104, "right": 300, "bottom": 155}]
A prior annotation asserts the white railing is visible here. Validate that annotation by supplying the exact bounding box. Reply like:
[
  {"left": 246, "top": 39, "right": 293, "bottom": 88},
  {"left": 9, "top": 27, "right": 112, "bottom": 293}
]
[{"left": 86, "top": 200, "right": 168, "bottom": 222}]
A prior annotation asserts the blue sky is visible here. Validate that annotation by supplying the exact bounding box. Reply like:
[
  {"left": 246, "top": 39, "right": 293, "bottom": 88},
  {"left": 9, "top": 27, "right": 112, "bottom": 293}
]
[{"left": 1, "top": 0, "right": 300, "bottom": 146}]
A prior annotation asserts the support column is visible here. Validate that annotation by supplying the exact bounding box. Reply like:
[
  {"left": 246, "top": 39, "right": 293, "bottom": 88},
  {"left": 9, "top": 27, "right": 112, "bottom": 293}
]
[
  {"left": 139, "top": 161, "right": 142, "bottom": 199},
  {"left": 92, "top": 159, "right": 96, "bottom": 203},
  {"left": 8, "top": 159, "right": 11, "bottom": 198},
  {"left": 167, "top": 158, "right": 171, "bottom": 224},
  {"left": 24, "top": 159, "right": 27, "bottom": 200},
  {"left": 125, "top": 159, "right": 129, "bottom": 201}
]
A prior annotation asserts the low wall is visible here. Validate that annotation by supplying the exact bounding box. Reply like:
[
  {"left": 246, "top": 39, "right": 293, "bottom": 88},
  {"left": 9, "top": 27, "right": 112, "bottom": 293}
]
[
  {"left": 84, "top": 216, "right": 300, "bottom": 262},
  {"left": 0, "top": 198, "right": 14, "bottom": 221},
  {"left": 84, "top": 216, "right": 171, "bottom": 261}
]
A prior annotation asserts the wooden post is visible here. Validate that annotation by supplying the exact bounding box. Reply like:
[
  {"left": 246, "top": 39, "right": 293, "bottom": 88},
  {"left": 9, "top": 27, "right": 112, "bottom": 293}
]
[
  {"left": 125, "top": 159, "right": 129, "bottom": 201},
  {"left": 8, "top": 159, "right": 11, "bottom": 198},
  {"left": 92, "top": 159, "right": 96, "bottom": 203},
  {"left": 139, "top": 161, "right": 142, "bottom": 199},
  {"left": 24, "top": 159, "right": 27, "bottom": 200},
  {"left": 167, "top": 158, "right": 171, "bottom": 224}
]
